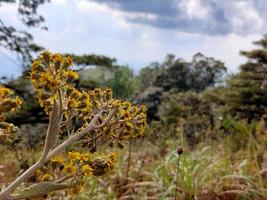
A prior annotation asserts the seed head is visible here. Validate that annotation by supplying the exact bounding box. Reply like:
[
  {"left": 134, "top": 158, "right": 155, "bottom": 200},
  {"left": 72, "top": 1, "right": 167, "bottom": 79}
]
[{"left": 177, "top": 147, "right": 183, "bottom": 155}]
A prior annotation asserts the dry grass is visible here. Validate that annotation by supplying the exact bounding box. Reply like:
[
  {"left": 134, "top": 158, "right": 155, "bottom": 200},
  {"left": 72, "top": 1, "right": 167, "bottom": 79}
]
[{"left": 1, "top": 125, "right": 267, "bottom": 199}]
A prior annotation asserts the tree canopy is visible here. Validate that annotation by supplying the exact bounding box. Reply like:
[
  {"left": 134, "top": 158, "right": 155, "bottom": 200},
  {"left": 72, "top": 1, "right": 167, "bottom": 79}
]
[{"left": 223, "top": 35, "right": 267, "bottom": 121}]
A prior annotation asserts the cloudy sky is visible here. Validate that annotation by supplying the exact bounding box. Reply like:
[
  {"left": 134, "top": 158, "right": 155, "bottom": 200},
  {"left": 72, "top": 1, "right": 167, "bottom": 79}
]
[{"left": 0, "top": 0, "right": 266, "bottom": 77}]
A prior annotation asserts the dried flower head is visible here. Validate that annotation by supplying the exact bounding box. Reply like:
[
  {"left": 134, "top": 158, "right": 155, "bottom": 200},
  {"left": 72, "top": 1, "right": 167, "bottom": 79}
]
[{"left": 0, "top": 85, "right": 22, "bottom": 144}]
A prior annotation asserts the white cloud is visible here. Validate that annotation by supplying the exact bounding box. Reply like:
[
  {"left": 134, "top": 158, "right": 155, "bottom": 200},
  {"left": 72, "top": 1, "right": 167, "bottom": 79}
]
[
  {"left": 53, "top": 0, "right": 66, "bottom": 5},
  {"left": 0, "top": 2, "right": 22, "bottom": 27},
  {"left": 178, "top": 0, "right": 210, "bottom": 19},
  {"left": 75, "top": 0, "right": 158, "bottom": 31},
  {"left": 222, "top": 1, "right": 264, "bottom": 34},
  {"left": 75, "top": 0, "right": 110, "bottom": 13},
  {"left": 200, "top": 33, "right": 261, "bottom": 73}
]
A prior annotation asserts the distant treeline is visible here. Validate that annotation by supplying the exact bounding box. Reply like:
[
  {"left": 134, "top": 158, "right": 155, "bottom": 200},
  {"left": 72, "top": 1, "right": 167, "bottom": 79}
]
[{"left": 2, "top": 36, "right": 267, "bottom": 146}]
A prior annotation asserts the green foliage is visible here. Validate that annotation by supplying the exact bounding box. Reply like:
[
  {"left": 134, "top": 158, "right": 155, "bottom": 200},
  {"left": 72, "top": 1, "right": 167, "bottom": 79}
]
[
  {"left": 145, "top": 90, "right": 220, "bottom": 146},
  {"left": 64, "top": 54, "right": 117, "bottom": 68},
  {"left": 220, "top": 116, "right": 258, "bottom": 151},
  {"left": 224, "top": 35, "right": 267, "bottom": 121},
  {"left": 79, "top": 65, "right": 137, "bottom": 99},
  {"left": 107, "top": 66, "right": 137, "bottom": 99},
  {"left": 136, "top": 53, "right": 226, "bottom": 120},
  {"left": 138, "top": 53, "right": 226, "bottom": 93}
]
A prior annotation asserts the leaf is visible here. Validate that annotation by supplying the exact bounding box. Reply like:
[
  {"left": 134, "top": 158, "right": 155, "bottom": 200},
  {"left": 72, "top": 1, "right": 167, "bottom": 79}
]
[
  {"left": 45, "top": 102, "right": 60, "bottom": 151},
  {"left": 12, "top": 181, "right": 68, "bottom": 199}
]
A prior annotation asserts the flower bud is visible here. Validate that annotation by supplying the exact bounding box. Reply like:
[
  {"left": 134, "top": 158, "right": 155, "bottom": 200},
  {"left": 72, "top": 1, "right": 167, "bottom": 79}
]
[
  {"left": 41, "top": 51, "right": 51, "bottom": 64},
  {"left": 177, "top": 147, "right": 183, "bottom": 155},
  {"left": 91, "top": 159, "right": 109, "bottom": 176}
]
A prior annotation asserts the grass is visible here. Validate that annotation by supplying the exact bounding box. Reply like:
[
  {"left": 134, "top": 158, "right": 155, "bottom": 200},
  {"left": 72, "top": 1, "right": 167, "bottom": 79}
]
[
  {"left": 68, "top": 132, "right": 267, "bottom": 200},
  {"left": 1, "top": 123, "right": 267, "bottom": 199}
]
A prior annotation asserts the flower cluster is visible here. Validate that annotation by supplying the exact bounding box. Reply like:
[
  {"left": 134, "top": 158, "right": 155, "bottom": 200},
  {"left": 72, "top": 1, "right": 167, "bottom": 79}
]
[
  {"left": 64, "top": 87, "right": 114, "bottom": 124},
  {"left": 30, "top": 52, "right": 147, "bottom": 140},
  {"left": 100, "top": 100, "right": 147, "bottom": 145},
  {"left": 63, "top": 88, "right": 147, "bottom": 150},
  {"left": 62, "top": 151, "right": 116, "bottom": 178},
  {"left": 36, "top": 151, "right": 117, "bottom": 191},
  {"left": 66, "top": 87, "right": 147, "bottom": 148},
  {"left": 30, "top": 51, "right": 78, "bottom": 114},
  {"left": 0, "top": 85, "right": 22, "bottom": 144}
]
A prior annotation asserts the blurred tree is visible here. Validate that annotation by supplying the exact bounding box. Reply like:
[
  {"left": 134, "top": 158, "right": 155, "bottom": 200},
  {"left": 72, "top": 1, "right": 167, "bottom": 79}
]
[
  {"left": 107, "top": 66, "right": 137, "bottom": 99},
  {"left": 136, "top": 53, "right": 227, "bottom": 120},
  {"left": 155, "top": 91, "right": 219, "bottom": 146},
  {"left": 0, "top": 0, "right": 48, "bottom": 67},
  {"left": 223, "top": 35, "right": 267, "bottom": 122},
  {"left": 65, "top": 54, "right": 117, "bottom": 69},
  {"left": 63, "top": 53, "right": 138, "bottom": 99},
  {"left": 138, "top": 53, "right": 226, "bottom": 93}
]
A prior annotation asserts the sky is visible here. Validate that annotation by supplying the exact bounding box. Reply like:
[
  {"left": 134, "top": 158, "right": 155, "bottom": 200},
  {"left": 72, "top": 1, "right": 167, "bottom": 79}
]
[{"left": 0, "top": 0, "right": 267, "bottom": 77}]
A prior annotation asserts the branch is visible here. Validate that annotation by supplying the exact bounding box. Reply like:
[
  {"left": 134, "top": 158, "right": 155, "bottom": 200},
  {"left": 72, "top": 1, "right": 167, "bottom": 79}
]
[
  {"left": 93, "top": 107, "right": 118, "bottom": 129},
  {"left": 55, "top": 175, "right": 73, "bottom": 184}
]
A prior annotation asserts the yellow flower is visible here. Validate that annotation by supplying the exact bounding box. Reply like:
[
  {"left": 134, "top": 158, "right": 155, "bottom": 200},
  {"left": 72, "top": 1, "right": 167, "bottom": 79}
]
[
  {"left": 111, "top": 99, "right": 121, "bottom": 107},
  {"left": 105, "top": 88, "right": 112, "bottom": 99},
  {"left": 82, "top": 164, "right": 92, "bottom": 176},
  {"left": 30, "top": 52, "right": 80, "bottom": 115},
  {"left": 108, "top": 152, "right": 117, "bottom": 163},
  {"left": 119, "top": 109, "right": 126, "bottom": 117},
  {"left": 64, "top": 162, "right": 76, "bottom": 175},
  {"left": 51, "top": 155, "right": 64, "bottom": 164},
  {"left": 68, "top": 152, "right": 81, "bottom": 161},
  {"left": 0, "top": 87, "right": 12, "bottom": 98},
  {"left": 66, "top": 71, "right": 79, "bottom": 83},
  {"left": 80, "top": 153, "right": 91, "bottom": 162},
  {"left": 125, "top": 122, "right": 134, "bottom": 129},
  {"left": 14, "top": 96, "right": 22, "bottom": 107},
  {"left": 41, "top": 51, "right": 51, "bottom": 63},
  {"left": 63, "top": 56, "right": 73, "bottom": 68},
  {"left": 140, "top": 105, "right": 147, "bottom": 113},
  {"left": 40, "top": 173, "right": 54, "bottom": 181},
  {"left": 122, "top": 101, "right": 131, "bottom": 108},
  {"left": 0, "top": 86, "right": 22, "bottom": 113},
  {"left": 31, "top": 60, "right": 42, "bottom": 71}
]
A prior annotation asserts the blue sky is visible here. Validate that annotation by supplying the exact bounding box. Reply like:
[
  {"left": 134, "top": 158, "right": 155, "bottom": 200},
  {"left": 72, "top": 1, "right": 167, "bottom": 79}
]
[{"left": 0, "top": 0, "right": 266, "bottom": 77}]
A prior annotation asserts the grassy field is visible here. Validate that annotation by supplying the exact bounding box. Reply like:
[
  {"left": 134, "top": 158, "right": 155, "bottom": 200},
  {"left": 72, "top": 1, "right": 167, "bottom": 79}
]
[{"left": 1, "top": 121, "right": 267, "bottom": 200}]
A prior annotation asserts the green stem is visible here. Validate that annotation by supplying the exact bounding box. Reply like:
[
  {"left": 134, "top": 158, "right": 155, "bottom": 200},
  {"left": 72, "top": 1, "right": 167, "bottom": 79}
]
[{"left": 174, "top": 154, "right": 181, "bottom": 200}]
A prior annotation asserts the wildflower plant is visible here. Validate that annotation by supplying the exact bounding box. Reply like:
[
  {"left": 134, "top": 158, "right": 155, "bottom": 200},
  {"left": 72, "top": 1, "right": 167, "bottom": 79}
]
[
  {"left": 0, "top": 51, "right": 147, "bottom": 199},
  {"left": 0, "top": 85, "right": 22, "bottom": 145}
]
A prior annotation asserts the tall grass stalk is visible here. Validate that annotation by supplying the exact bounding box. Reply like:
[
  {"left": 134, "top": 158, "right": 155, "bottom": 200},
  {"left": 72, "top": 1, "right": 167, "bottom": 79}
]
[{"left": 175, "top": 147, "right": 183, "bottom": 200}]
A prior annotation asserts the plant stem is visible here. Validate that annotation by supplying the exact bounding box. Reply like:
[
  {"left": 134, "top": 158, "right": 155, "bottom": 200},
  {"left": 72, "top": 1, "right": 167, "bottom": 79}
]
[
  {"left": 125, "top": 138, "right": 132, "bottom": 182},
  {"left": 174, "top": 154, "right": 181, "bottom": 200}
]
